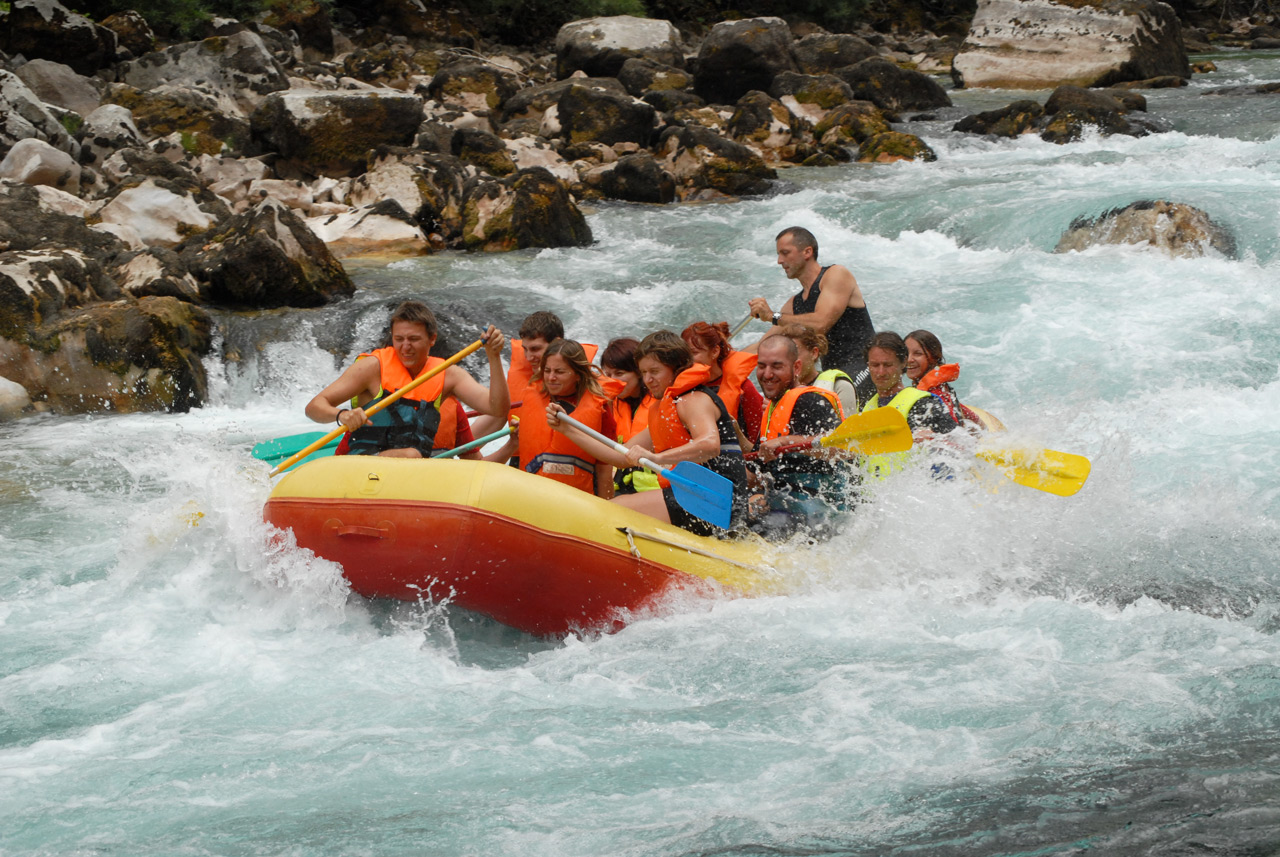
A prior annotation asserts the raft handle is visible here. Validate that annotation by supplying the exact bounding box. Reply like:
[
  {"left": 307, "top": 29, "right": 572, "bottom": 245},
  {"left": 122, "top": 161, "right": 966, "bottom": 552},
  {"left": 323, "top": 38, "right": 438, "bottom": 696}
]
[{"left": 335, "top": 524, "right": 392, "bottom": 539}]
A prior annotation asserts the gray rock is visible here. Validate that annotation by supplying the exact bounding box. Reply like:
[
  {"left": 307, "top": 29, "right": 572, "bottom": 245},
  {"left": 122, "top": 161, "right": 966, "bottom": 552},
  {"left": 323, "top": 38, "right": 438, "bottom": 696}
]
[
  {"left": 835, "top": 57, "right": 952, "bottom": 112},
  {"left": 0, "top": 138, "right": 79, "bottom": 194},
  {"left": 597, "top": 152, "right": 676, "bottom": 204},
  {"left": 427, "top": 60, "right": 521, "bottom": 111},
  {"left": 80, "top": 105, "right": 144, "bottom": 167},
  {"left": 0, "top": 247, "right": 116, "bottom": 342},
  {"left": 501, "top": 76, "right": 627, "bottom": 123},
  {"left": 555, "top": 16, "right": 684, "bottom": 79},
  {"left": 617, "top": 57, "right": 692, "bottom": 98},
  {"left": 1055, "top": 200, "right": 1236, "bottom": 258},
  {"left": 656, "top": 123, "right": 777, "bottom": 197},
  {"left": 694, "top": 17, "right": 798, "bottom": 105},
  {"left": 0, "top": 374, "right": 32, "bottom": 420},
  {"left": 14, "top": 59, "right": 101, "bottom": 118},
  {"left": 0, "top": 0, "right": 118, "bottom": 76},
  {"left": 461, "top": 167, "right": 592, "bottom": 251},
  {"left": 550, "top": 84, "right": 657, "bottom": 147},
  {"left": 119, "top": 30, "right": 290, "bottom": 118},
  {"left": 793, "top": 33, "right": 877, "bottom": 74},
  {"left": 0, "top": 69, "right": 77, "bottom": 159},
  {"left": 0, "top": 179, "right": 121, "bottom": 256}
]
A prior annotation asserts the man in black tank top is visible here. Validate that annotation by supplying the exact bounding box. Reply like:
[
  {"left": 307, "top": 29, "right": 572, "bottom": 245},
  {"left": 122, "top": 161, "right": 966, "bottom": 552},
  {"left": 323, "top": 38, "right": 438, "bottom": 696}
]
[{"left": 745, "top": 226, "right": 877, "bottom": 409}]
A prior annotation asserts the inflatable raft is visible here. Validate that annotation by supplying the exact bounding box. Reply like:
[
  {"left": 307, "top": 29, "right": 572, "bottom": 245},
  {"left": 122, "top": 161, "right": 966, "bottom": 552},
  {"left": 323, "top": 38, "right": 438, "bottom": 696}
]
[{"left": 263, "top": 456, "right": 779, "bottom": 636}]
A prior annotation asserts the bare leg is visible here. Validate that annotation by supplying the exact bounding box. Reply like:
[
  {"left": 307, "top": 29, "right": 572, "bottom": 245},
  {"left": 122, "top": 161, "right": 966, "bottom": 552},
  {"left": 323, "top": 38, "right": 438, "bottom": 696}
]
[
  {"left": 612, "top": 490, "right": 671, "bottom": 524},
  {"left": 378, "top": 448, "right": 424, "bottom": 458}
]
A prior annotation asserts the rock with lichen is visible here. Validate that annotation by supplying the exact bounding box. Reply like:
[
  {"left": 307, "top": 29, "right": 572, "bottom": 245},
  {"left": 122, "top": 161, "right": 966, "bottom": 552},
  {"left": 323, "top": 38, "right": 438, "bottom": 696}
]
[
  {"left": 695, "top": 17, "right": 799, "bottom": 105},
  {"left": 462, "top": 167, "right": 592, "bottom": 252},
  {"left": 813, "top": 101, "right": 891, "bottom": 146},
  {"left": 856, "top": 131, "right": 936, "bottom": 163},
  {"left": 555, "top": 16, "right": 684, "bottom": 79},
  {"left": 1055, "top": 199, "right": 1236, "bottom": 257},
  {"left": 657, "top": 124, "right": 777, "bottom": 198}
]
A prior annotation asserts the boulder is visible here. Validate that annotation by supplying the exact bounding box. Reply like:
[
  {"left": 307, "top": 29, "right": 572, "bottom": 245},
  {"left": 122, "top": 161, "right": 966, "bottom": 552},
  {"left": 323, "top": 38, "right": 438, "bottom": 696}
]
[
  {"left": 119, "top": 30, "right": 290, "bottom": 117},
  {"left": 643, "top": 90, "right": 706, "bottom": 113},
  {"left": 180, "top": 198, "right": 354, "bottom": 306},
  {"left": 462, "top": 167, "right": 592, "bottom": 252},
  {"left": 1, "top": 0, "right": 118, "bottom": 76},
  {"left": 834, "top": 57, "right": 952, "bottom": 112},
  {"left": 100, "top": 10, "right": 156, "bottom": 58},
  {"left": 952, "top": 100, "right": 1045, "bottom": 136},
  {"left": 547, "top": 84, "right": 657, "bottom": 147},
  {"left": 695, "top": 18, "right": 798, "bottom": 105},
  {"left": 500, "top": 76, "right": 627, "bottom": 124},
  {"left": 306, "top": 200, "right": 433, "bottom": 257},
  {"left": 813, "top": 101, "right": 892, "bottom": 145},
  {"left": 250, "top": 88, "right": 424, "bottom": 176},
  {"left": 656, "top": 124, "right": 777, "bottom": 198},
  {"left": 555, "top": 16, "right": 684, "bottom": 79},
  {"left": 952, "top": 0, "right": 1190, "bottom": 90},
  {"left": 13, "top": 59, "right": 101, "bottom": 119},
  {"left": 0, "top": 138, "right": 80, "bottom": 195},
  {"left": 427, "top": 60, "right": 521, "bottom": 111},
  {"left": 0, "top": 375, "right": 32, "bottom": 420},
  {"left": 0, "top": 248, "right": 117, "bottom": 342},
  {"left": 726, "top": 91, "right": 802, "bottom": 161},
  {"left": 857, "top": 131, "right": 937, "bottom": 163},
  {"left": 0, "top": 70, "right": 78, "bottom": 159},
  {"left": 103, "top": 84, "right": 252, "bottom": 156},
  {"left": 452, "top": 128, "right": 517, "bottom": 176},
  {"left": 99, "top": 147, "right": 201, "bottom": 186},
  {"left": 770, "top": 72, "right": 855, "bottom": 110},
  {"left": 1039, "top": 84, "right": 1145, "bottom": 142},
  {"left": 80, "top": 105, "right": 146, "bottom": 168},
  {"left": 348, "top": 148, "right": 469, "bottom": 242},
  {"left": 29, "top": 184, "right": 88, "bottom": 217},
  {"left": 0, "top": 296, "right": 212, "bottom": 413},
  {"left": 263, "top": 0, "right": 334, "bottom": 58},
  {"left": 617, "top": 57, "right": 693, "bottom": 98},
  {"left": 109, "top": 248, "right": 202, "bottom": 301},
  {"left": 793, "top": 33, "right": 877, "bottom": 74},
  {"left": 0, "top": 180, "right": 121, "bottom": 256},
  {"left": 343, "top": 45, "right": 417, "bottom": 89},
  {"left": 194, "top": 154, "right": 272, "bottom": 209},
  {"left": 504, "top": 137, "right": 577, "bottom": 183},
  {"left": 596, "top": 152, "right": 676, "bottom": 204},
  {"left": 94, "top": 177, "right": 228, "bottom": 249},
  {"left": 1055, "top": 200, "right": 1236, "bottom": 258}
]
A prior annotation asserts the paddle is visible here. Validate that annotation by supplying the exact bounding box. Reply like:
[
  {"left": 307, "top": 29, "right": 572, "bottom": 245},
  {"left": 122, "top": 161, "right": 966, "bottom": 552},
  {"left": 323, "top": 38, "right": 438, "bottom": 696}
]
[
  {"left": 431, "top": 422, "right": 516, "bottom": 459},
  {"left": 745, "top": 407, "right": 912, "bottom": 459},
  {"left": 728, "top": 314, "right": 754, "bottom": 340},
  {"left": 268, "top": 339, "right": 485, "bottom": 477},
  {"left": 554, "top": 413, "right": 735, "bottom": 529},
  {"left": 975, "top": 447, "right": 1091, "bottom": 497},
  {"left": 252, "top": 430, "right": 335, "bottom": 466},
  {"left": 465, "top": 401, "right": 521, "bottom": 419}
]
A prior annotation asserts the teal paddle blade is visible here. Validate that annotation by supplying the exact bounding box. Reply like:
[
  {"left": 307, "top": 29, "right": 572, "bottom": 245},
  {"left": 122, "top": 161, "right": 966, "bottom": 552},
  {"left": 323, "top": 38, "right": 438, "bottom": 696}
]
[
  {"left": 664, "top": 461, "right": 734, "bottom": 529},
  {"left": 252, "top": 431, "right": 337, "bottom": 465}
]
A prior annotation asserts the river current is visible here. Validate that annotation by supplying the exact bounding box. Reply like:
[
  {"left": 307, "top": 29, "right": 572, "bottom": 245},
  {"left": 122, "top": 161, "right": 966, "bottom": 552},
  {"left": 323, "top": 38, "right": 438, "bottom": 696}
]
[{"left": 3, "top": 52, "right": 1280, "bottom": 856}]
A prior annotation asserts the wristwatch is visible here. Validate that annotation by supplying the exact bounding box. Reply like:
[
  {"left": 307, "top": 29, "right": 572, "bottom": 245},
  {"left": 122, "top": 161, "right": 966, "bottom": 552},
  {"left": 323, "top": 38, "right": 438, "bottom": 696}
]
[{"left": 772, "top": 311, "right": 782, "bottom": 326}]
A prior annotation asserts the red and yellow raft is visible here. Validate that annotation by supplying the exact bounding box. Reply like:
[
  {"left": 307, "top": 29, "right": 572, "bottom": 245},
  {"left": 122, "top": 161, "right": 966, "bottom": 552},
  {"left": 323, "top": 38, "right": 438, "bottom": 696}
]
[{"left": 263, "top": 456, "right": 779, "bottom": 636}]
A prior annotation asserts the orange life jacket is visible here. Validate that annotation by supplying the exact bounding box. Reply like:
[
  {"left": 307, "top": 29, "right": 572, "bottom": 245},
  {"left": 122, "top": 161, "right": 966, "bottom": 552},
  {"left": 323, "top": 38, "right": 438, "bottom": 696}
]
[
  {"left": 508, "top": 339, "right": 599, "bottom": 405},
  {"left": 517, "top": 384, "right": 609, "bottom": 494},
  {"left": 916, "top": 362, "right": 959, "bottom": 390},
  {"left": 600, "top": 375, "right": 653, "bottom": 443},
  {"left": 345, "top": 348, "right": 458, "bottom": 455},
  {"left": 760, "top": 386, "right": 843, "bottom": 443},
  {"left": 710, "top": 350, "right": 758, "bottom": 420},
  {"left": 648, "top": 364, "right": 714, "bottom": 452}
]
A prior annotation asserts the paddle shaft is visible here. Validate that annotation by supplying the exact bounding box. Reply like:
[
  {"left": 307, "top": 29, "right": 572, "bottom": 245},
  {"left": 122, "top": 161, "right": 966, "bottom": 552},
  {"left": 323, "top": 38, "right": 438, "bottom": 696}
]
[
  {"left": 728, "top": 314, "right": 753, "bottom": 339},
  {"left": 555, "top": 413, "right": 668, "bottom": 478},
  {"left": 269, "top": 339, "right": 484, "bottom": 476},
  {"left": 431, "top": 425, "right": 513, "bottom": 459}
]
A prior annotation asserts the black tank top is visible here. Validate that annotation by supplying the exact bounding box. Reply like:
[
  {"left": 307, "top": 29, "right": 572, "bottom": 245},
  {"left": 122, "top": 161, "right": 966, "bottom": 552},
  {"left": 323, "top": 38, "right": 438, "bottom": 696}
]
[{"left": 794, "top": 266, "right": 875, "bottom": 377}]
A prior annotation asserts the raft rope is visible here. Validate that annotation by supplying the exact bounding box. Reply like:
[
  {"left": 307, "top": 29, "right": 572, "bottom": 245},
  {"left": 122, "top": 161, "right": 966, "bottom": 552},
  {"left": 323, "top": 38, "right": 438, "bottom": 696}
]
[{"left": 616, "top": 527, "right": 774, "bottom": 573}]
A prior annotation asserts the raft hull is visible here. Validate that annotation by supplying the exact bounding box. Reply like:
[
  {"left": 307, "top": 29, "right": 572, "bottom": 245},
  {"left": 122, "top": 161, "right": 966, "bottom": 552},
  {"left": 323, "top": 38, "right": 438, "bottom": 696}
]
[{"left": 264, "top": 457, "right": 774, "bottom": 636}]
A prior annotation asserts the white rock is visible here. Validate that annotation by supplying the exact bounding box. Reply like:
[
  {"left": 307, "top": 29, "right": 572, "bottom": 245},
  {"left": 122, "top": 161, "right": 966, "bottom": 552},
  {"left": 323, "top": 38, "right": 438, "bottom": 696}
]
[
  {"left": 305, "top": 204, "right": 428, "bottom": 257},
  {"left": 14, "top": 58, "right": 101, "bottom": 118},
  {"left": 33, "top": 184, "right": 88, "bottom": 217},
  {"left": 504, "top": 138, "right": 577, "bottom": 183},
  {"left": 95, "top": 179, "right": 219, "bottom": 247},
  {"left": 0, "top": 69, "right": 77, "bottom": 156},
  {"left": 0, "top": 138, "right": 80, "bottom": 194},
  {"left": 0, "top": 375, "right": 32, "bottom": 420},
  {"left": 247, "top": 178, "right": 314, "bottom": 211},
  {"left": 89, "top": 220, "right": 144, "bottom": 249}
]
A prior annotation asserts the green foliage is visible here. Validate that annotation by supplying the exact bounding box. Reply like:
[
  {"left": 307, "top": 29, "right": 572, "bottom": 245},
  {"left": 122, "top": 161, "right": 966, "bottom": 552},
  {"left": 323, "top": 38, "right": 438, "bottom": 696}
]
[{"left": 59, "top": 113, "right": 84, "bottom": 135}]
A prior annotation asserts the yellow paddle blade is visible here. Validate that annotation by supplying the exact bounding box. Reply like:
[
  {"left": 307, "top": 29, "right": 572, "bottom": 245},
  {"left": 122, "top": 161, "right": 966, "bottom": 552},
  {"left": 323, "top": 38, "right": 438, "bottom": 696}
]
[
  {"left": 817, "top": 407, "right": 912, "bottom": 456},
  {"left": 975, "top": 447, "right": 1092, "bottom": 497}
]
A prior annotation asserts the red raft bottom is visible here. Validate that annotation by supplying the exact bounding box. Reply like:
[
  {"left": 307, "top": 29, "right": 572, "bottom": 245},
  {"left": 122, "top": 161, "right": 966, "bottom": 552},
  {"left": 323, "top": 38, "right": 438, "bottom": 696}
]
[{"left": 264, "top": 497, "right": 718, "bottom": 637}]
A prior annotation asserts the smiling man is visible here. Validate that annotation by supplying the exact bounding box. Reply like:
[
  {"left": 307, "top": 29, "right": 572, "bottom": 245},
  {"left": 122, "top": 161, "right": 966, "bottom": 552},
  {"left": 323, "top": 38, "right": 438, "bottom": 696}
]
[{"left": 746, "top": 226, "right": 876, "bottom": 408}]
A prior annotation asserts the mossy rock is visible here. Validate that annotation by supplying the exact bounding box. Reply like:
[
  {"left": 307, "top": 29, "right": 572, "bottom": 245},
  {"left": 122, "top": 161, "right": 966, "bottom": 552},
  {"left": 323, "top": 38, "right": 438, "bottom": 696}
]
[
  {"left": 814, "top": 101, "right": 890, "bottom": 144},
  {"left": 856, "top": 131, "right": 937, "bottom": 163}
]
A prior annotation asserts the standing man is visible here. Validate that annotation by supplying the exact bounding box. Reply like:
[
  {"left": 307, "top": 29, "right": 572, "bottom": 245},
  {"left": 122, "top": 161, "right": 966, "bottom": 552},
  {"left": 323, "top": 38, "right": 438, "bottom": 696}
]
[{"left": 746, "top": 226, "right": 876, "bottom": 410}]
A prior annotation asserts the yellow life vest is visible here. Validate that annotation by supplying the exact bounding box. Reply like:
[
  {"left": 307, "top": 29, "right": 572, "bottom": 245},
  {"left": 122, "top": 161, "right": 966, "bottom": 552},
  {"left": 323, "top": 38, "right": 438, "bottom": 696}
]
[{"left": 860, "top": 388, "right": 931, "bottom": 478}]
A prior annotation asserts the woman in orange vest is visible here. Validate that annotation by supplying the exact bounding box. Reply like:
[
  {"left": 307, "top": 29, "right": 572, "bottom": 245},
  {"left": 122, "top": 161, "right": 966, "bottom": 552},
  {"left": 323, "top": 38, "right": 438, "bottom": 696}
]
[
  {"left": 551, "top": 330, "right": 747, "bottom": 536},
  {"left": 598, "top": 337, "right": 658, "bottom": 495},
  {"left": 904, "top": 329, "right": 981, "bottom": 427},
  {"left": 488, "top": 338, "right": 615, "bottom": 497},
  {"left": 681, "top": 321, "right": 763, "bottom": 443}
]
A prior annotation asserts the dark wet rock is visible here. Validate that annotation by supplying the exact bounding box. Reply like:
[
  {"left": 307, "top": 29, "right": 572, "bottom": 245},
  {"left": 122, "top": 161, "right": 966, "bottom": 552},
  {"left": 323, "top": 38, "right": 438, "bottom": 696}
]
[
  {"left": 101, "top": 11, "right": 156, "bottom": 58},
  {"left": 428, "top": 60, "right": 521, "bottom": 111},
  {"left": 617, "top": 57, "right": 693, "bottom": 98},
  {"left": 109, "top": 248, "right": 202, "bottom": 302},
  {"left": 452, "top": 128, "right": 516, "bottom": 176},
  {"left": 952, "top": 0, "right": 1190, "bottom": 89},
  {"left": 813, "top": 101, "right": 891, "bottom": 145},
  {"left": 551, "top": 84, "right": 656, "bottom": 147},
  {"left": 118, "top": 30, "right": 290, "bottom": 117},
  {"left": 1201, "top": 82, "right": 1280, "bottom": 96},
  {"left": 250, "top": 88, "right": 424, "bottom": 176},
  {"left": 179, "top": 197, "right": 354, "bottom": 308},
  {"left": 1107, "top": 76, "right": 1188, "bottom": 90},
  {"left": 656, "top": 124, "right": 776, "bottom": 198},
  {"left": 0, "top": 180, "right": 121, "bottom": 255},
  {"left": 1055, "top": 199, "right": 1236, "bottom": 258},
  {"left": 835, "top": 57, "right": 952, "bottom": 113},
  {"left": 793, "top": 33, "right": 877, "bottom": 75},
  {"left": 263, "top": 0, "right": 334, "bottom": 58},
  {"left": 770, "top": 72, "right": 855, "bottom": 109},
  {"left": 952, "top": 100, "right": 1044, "bottom": 137},
  {"left": 99, "top": 147, "right": 200, "bottom": 185},
  {"left": 642, "top": 90, "right": 706, "bottom": 112},
  {"left": 857, "top": 131, "right": 937, "bottom": 163},
  {"left": 0, "top": 247, "right": 117, "bottom": 342},
  {"left": 462, "top": 166, "right": 592, "bottom": 252},
  {"left": 726, "top": 91, "right": 802, "bottom": 159},
  {"left": 694, "top": 17, "right": 798, "bottom": 106},
  {"left": 555, "top": 16, "right": 684, "bottom": 79},
  {"left": 500, "top": 76, "right": 626, "bottom": 123},
  {"left": 1, "top": 0, "right": 118, "bottom": 76},
  {"left": 1099, "top": 89, "right": 1148, "bottom": 111},
  {"left": 1040, "top": 84, "right": 1145, "bottom": 143},
  {"left": 344, "top": 45, "right": 416, "bottom": 88},
  {"left": 0, "top": 69, "right": 78, "bottom": 159},
  {"left": 103, "top": 83, "right": 252, "bottom": 156},
  {"left": 597, "top": 152, "right": 676, "bottom": 203},
  {"left": 13, "top": 59, "right": 101, "bottom": 119}
]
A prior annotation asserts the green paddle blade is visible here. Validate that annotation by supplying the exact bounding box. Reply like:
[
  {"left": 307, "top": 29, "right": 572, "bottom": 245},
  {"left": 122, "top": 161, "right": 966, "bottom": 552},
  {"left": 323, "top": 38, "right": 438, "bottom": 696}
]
[
  {"left": 664, "top": 461, "right": 735, "bottom": 529},
  {"left": 252, "top": 431, "right": 338, "bottom": 467}
]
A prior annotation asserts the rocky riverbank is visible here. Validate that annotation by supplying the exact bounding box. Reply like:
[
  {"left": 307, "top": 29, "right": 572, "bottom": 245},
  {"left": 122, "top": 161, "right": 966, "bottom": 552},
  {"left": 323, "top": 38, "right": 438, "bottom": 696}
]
[{"left": 0, "top": 0, "right": 1263, "bottom": 417}]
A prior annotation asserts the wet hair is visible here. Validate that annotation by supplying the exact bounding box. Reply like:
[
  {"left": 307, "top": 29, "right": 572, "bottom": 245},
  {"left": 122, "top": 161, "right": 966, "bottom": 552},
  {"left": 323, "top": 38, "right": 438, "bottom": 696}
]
[
  {"left": 758, "top": 333, "right": 800, "bottom": 361},
  {"left": 600, "top": 337, "right": 641, "bottom": 375},
  {"left": 680, "top": 321, "right": 732, "bottom": 367},
  {"left": 540, "top": 338, "right": 602, "bottom": 397},
  {"left": 778, "top": 322, "right": 828, "bottom": 357},
  {"left": 389, "top": 300, "right": 438, "bottom": 339},
  {"left": 635, "top": 330, "right": 694, "bottom": 375},
  {"left": 864, "top": 330, "right": 908, "bottom": 366},
  {"left": 518, "top": 311, "right": 564, "bottom": 343},
  {"left": 905, "top": 329, "right": 944, "bottom": 372},
  {"left": 776, "top": 225, "right": 819, "bottom": 261}
]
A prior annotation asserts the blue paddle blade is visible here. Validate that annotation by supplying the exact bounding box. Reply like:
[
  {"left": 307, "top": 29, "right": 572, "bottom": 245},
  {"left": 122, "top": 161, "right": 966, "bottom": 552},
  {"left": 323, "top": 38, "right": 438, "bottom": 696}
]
[
  {"left": 252, "top": 431, "right": 338, "bottom": 466},
  {"left": 664, "top": 461, "right": 735, "bottom": 529}
]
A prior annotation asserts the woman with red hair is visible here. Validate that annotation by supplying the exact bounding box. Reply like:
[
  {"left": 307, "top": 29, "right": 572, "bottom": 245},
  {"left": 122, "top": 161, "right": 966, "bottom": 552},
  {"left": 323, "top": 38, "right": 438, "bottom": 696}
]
[{"left": 681, "top": 321, "right": 763, "bottom": 442}]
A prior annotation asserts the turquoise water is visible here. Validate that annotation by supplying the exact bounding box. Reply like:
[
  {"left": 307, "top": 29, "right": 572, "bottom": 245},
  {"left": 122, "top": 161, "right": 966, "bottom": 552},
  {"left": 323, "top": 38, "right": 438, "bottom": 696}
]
[{"left": 3, "top": 54, "right": 1279, "bottom": 855}]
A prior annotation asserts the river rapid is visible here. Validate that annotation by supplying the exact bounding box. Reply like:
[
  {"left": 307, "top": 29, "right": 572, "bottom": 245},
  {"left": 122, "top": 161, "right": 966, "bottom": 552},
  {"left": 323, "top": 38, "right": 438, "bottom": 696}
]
[{"left": 4, "top": 53, "right": 1280, "bottom": 856}]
